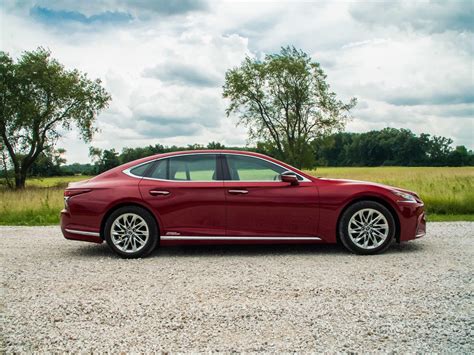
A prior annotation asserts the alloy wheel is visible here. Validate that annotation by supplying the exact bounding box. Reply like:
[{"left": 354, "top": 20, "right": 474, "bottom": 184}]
[
  {"left": 110, "top": 213, "right": 150, "bottom": 253},
  {"left": 348, "top": 208, "right": 389, "bottom": 250}
]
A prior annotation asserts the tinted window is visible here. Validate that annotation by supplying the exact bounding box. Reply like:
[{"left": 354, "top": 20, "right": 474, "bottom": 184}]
[
  {"left": 130, "top": 162, "right": 153, "bottom": 177},
  {"left": 148, "top": 159, "right": 167, "bottom": 179},
  {"left": 226, "top": 155, "right": 287, "bottom": 181},
  {"left": 147, "top": 155, "right": 218, "bottom": 181}
]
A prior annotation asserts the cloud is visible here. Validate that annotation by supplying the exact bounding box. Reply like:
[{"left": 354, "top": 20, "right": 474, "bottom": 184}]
[
  {"left": 126, "top": 0, "right": 208, "bottom": 16},
  {"left": 0, "top": 0, "right": 472, "bottom": 163},
  {"left": 30, "top": 6, "right": 132, "bottom": 25},
  {"left": 143, "top": 62, "right": 221, "bottom": 87},
  {"left": 349, "top": 0, "right": 474, "bottom": 34},
  {"left": 3, "top": 0, "right": 208, "bottom": 17}
]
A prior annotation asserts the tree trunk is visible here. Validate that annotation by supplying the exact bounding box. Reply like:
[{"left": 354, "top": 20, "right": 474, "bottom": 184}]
[{"left": 14, "top": 170, "right": 26, "bottom": 189}]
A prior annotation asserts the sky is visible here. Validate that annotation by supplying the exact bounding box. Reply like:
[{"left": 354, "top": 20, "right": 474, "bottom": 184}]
[{"left": 1, "top": 0, "right": 473, "bottom": 164}]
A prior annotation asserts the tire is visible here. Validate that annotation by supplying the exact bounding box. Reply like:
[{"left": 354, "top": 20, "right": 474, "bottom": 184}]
[
  {"left": 338, "top": 201, "right": 396, "bottom": 255},
  {"left": 104, "top": 206, "right": 158, "bottom": 258}
]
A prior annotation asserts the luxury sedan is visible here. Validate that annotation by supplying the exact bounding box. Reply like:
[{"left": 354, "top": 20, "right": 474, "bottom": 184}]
[{"left": 61, "top": 150, "right": 426, "bottom": 258}]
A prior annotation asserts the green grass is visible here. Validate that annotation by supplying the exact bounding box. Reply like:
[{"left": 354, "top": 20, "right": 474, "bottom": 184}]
[
  {"left": 26, "top": 175, "right": 93, "bottom": 188},
  {"left": 0, "top": 168, "right": 472, "bottom": 225},
  {"left": 304, "top": 167, "right": 474, "bottom": 215},
  {"left": 0, "top": 186, "right": 65, "bottom": 225},
  {"left": 428, "top": 214, "right": 474, "bottom": 222}
]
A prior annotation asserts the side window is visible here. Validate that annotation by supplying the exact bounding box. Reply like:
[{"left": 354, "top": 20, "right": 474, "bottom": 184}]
[
  {"left": 148, "top": 159, "right": 168, "bottom": 179},
  {"left": 147, "top": 155, "right": 218, "bottom": 181},
  {"left": 130, "top": 162, "right": 153, "bottom": 177},
  {"left": 226, "top": 155, "right": 287, "bottom": 181}
]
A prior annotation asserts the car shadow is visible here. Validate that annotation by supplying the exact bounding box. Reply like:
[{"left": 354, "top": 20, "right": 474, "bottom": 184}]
[{"left": 68, "top": 240, "right": 425, "bottom": 259}]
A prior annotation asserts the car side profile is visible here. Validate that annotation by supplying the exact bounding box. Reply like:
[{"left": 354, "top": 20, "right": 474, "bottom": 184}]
[{"left": 61, "top": 150, "right": 426, "bottom": 258}]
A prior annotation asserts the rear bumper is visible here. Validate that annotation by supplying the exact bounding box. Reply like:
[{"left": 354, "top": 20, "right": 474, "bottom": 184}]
[{"left": 60, "top": 209, "right": 103, "bottom": 244}]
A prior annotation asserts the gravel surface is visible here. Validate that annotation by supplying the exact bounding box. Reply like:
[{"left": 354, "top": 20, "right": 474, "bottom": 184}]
[{"left": 1, "top": 222, "right": 473, "bottom": 353}]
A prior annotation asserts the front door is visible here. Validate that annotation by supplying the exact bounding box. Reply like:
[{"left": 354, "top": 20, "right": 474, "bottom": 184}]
[
  {"left": 223, "top": 154, "right": 319, "bottom": 237},
  {"left": 139, "top": 153, "right": 226, "bottom": 237}
]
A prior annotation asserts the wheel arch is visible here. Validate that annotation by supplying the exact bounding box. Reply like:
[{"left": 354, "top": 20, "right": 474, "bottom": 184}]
[
  {"left": 336, "top": 195, "right": 401, "bottom": 243},
  {"left": 100, "top": 202, "right": 161, "bottom": 240}
]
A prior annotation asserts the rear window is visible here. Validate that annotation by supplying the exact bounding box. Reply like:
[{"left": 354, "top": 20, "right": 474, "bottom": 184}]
[
  {"left": 129, "top": 162, "right": 153, "bottom": 177},
  {"left": 146, "top": 154, "right": 218, "bottom": 181}
]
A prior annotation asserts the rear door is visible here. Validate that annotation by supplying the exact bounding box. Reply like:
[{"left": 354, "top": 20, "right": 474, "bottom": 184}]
[
  {"left": 138, "top": 153, "right": 226, "bottom": 237},
  {"left": 223, "top": 154, "right": 318, "bottom": 237}
]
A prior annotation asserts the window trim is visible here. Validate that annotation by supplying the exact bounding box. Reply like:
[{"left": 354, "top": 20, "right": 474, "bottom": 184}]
[
  {"left": 122, "top": 152, "right": 310, "bottom": 182},
  {"left": 222, "top": 153, "right": 310, "bottom": 182},
  {"left": 123, "top": 153, "right": 222, "bottom": 182}
]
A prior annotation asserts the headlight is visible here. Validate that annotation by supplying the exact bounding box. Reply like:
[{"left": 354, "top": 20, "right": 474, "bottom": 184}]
[{"left": 392, "top": 190, "right": 416, "bottom": 202}]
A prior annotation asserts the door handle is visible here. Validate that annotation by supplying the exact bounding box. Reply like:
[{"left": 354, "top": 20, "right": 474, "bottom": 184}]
[
  {"left": 228, "top": 189, "right": 248, "bottom": 195},
  {"left": 149, "top": 190, "right": 170, "bottom": 196}
]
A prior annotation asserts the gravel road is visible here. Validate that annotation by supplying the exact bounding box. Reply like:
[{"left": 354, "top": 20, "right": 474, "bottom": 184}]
[{"left": 1, "top": 222, "right": 473, "bottom": 353}]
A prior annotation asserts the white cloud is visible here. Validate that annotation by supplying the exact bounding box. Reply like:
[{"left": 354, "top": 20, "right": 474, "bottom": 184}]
[{"left": 1, "top": 0, "right": 472, "bottom": 163}]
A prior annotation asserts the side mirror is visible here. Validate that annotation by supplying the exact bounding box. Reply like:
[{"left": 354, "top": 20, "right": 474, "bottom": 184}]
[{"left": 280, "top": 172, "right": 299, "bottom": 186}]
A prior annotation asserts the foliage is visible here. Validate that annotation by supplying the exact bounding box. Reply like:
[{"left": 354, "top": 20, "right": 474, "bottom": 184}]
[
  {"left": 29, "top": 147, "right": 66, "bottom": 177},
  {"left": 312, "top": 128, "right": 474, "bottom": 166},
  {"left": 223, "top": 46, "right": 356, "bottom": 168},
  {"left": 0, "top": 47, "right": 111, "bottom": 189}
]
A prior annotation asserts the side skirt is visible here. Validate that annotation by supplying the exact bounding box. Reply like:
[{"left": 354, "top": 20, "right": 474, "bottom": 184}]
[{"left": 161, "top": 235, "right": 322, "bottom": 241}]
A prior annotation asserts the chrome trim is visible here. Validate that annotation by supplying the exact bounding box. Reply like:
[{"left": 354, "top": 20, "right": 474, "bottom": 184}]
[
  {"left": 161, "top": 235, "right": 322, "bottom": 241},
  {"left": 396, "top": 200, "right": 419, "bottom": 204},
  {"left": 415, "top": 231, "right": 426, "bottom": 238},
  {"left": 149, "top": 190, "right": 170, "bottom": 195},
  {"left": 122, "top": 152, "right": 311, "bottom": 183},
  {"left": 228, "top": 189, "right": 249, "bottom": 194},
  {"left": 65, "top": 228, "right": 101, "bottom": 237}
]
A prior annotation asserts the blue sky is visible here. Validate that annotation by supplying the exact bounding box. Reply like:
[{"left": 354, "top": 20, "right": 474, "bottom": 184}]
[{"left": 1, "top": 0, "right": 473, "bottom": 163}]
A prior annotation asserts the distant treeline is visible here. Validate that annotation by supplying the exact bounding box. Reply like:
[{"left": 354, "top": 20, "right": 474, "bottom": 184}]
[
  {"left": 311, "top": 128, "right": 473, "bottom": 167},
  {"left": 3, "top": 127, "right": 470, "bottom": 178}
]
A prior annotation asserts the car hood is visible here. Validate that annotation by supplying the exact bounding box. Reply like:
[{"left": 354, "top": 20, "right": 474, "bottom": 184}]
[{"left": 318, "top": 178, "right": 419, "bottom": 197}]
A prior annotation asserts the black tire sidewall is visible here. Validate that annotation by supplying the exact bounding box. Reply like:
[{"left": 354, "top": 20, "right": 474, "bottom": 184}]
[
  {"left": 339, "top": 201, "right": 396, "bottom": 255},
  {"left": 104, "top": 206, "right": 158, "bottom": 258}
]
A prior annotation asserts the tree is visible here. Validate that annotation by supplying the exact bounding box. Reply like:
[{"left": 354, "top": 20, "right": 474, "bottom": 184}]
[
  {"left": 29, "top": 147, "right": 66, "bottom": 177},
  {"left": 447, "top": 145, "right": 473, "bottom": 166},
  {"left": 0, "top": 48, "right": 110, "bottom": 189},
  {"left": 223, "top": 46, "right": 356, "bottom": 168},
  {"left": 89, "top": 147, "right": 120, "bottom": 174},
  {"left": 207, "top": 141, "right": 226, "bottom": 149},
  {"left": 427, "top": 136, "right": 453, "bottom": 165}
]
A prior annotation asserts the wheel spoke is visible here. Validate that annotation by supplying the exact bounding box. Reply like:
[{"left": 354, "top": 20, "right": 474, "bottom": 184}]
[{"left": 362, "top": 236, "right": 369, "bottom": 248}]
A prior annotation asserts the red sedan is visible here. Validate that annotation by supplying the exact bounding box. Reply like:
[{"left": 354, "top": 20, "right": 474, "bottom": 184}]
[{"left": 61, "top": 150, "right": 426, "bottom": 258}]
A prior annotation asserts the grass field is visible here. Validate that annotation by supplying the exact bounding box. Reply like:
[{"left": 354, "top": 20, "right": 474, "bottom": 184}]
[
  {"left": 306, "top": 167, "right": 474, "bottom": 217},
  {"left": 0, "top": 167, "right": 473, "bottom": 225}
]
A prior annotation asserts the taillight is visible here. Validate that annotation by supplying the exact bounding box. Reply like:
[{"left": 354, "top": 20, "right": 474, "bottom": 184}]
[{"left": 63, "top": 189, "right": 91, "bottom": 209}]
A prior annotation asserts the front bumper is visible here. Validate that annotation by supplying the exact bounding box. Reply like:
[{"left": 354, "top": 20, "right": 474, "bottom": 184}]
[
  {"left": 415, "top": 212, "right": 426, "bottom": 238},
  {"left": 60, "top": 209, "right": 103, "bottom": 244},
  {"left": 397, "top": 201, "right": 426, "bottom": 241}
]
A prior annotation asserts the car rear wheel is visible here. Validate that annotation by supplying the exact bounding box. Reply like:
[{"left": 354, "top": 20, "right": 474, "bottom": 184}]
[
  {"left": 339, "top": 201, "right": 395, "bottom": 255},
  {"left": 104, "top": 206, "right": 158, "bottom": 258}
]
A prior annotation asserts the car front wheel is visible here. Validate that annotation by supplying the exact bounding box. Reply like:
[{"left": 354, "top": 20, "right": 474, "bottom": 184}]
[
  {"left": 104, "top": 206, "right": 158, "bottom": 258},
  {"left": 339, "top": 201, "right": 396, "bottom": 255}
]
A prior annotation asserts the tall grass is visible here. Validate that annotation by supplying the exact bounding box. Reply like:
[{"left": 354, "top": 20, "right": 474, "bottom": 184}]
[
  {"left": 0, "top": 168, "right": 472, "bottom": 225},
  {"left": 0, "top": 187, "right": 64, "bottom": 225},
  {"left": 304, "top": 167, "right": 474, "bottom": 215}
]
